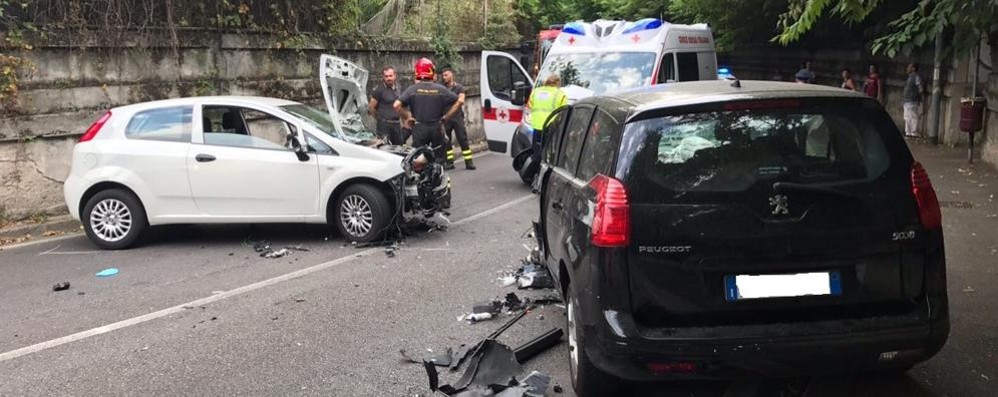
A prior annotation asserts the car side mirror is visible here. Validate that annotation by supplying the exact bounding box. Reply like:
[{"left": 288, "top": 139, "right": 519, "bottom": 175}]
[
  {"left": 289, "top": 135, "right": 310, "bottom": 162},
  {"left": 512, "top": 81, "right": 530, "bottom": 106}
]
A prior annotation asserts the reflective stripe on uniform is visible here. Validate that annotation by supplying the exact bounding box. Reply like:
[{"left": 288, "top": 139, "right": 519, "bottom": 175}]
[
  {"left": 462, "top": 150, "right": 473, "bottom": 160},
  {"left": 446, "top": 149, "right": 455, "bottom": 161}
]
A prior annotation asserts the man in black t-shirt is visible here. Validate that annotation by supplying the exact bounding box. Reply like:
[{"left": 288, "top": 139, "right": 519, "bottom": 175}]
[
  {"left": 393, "top": 58, "right": 461, "bottom": 162},
  {"left": 440, "top": 68, "right": 475, "bottom": 170},
  {"left": 368, "top": 66, "right": 405, "bottom": 145}
]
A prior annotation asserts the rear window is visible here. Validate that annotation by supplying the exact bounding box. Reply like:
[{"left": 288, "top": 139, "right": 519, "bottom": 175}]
[
  {"left": 125, "top": 106, "right": 192, "bottom": 142},
  {"left": 618, "top": 99, "right": 896, "bottom": 203}
]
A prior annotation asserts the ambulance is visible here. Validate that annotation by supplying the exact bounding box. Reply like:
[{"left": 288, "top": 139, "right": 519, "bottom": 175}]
[{"left": 478, "top": 18, "right": 719, "bottom": 184}]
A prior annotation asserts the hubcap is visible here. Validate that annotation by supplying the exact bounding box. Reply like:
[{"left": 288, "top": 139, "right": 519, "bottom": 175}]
[
  {"left": 89, "top": 198, "right": 132, "bottom": 242},
  {"left": 568, "top": 296, "right": 579, "bottom": 377},
  {"left": 340, "top": 194, "right": 374, "bottom": 237}
]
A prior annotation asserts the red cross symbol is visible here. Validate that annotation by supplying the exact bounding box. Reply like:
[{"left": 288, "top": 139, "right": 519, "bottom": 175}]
[
  {"left": 498, "top": 109, "right": 508, "bottom": 122},
  {"left": 568, "top": 36, "right": 576, "bottom": 45},
  {"left": 631, "top": 34, "right": 641, "bottom": 43}
]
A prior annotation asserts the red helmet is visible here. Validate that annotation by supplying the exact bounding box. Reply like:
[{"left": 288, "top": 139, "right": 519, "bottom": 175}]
[{"left": 414, "top": 57, "right": 435, "bottom": 80}]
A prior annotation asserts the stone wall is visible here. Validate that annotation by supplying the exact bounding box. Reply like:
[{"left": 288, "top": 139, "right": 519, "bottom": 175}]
[{"left": 0, "top": 29, "right": 507, "bottom": 220}]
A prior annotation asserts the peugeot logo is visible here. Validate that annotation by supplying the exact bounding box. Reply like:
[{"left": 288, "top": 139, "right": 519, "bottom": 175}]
[{"left": 769, "top": 194, "right": 789, "bottom": 215}]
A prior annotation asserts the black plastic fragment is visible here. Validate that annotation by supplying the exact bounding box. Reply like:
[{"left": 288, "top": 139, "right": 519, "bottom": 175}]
[
  {"left": 52, "top": 282, "right": 71, "bottom": 292},
  {"left": 513, "top": 328, "right": 564, "bottom": 364}
]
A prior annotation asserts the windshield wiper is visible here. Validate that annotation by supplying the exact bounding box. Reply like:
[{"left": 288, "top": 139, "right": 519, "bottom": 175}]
[{"left": 772, "top": 182, "right": 861, "bottom": 200}]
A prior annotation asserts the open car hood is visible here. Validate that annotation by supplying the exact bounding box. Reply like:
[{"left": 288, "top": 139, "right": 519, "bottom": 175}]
[{"left": 320, "top": 54, "right": 370, "bottom": 142}]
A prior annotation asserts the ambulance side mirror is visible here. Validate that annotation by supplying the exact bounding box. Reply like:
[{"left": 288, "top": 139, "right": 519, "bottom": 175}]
[{"left": 512, "top": 81, "right": 530, "bottom": 106}]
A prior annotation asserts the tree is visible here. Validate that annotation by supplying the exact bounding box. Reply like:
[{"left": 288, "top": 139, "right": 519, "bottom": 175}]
[
  {"left": 776, "top": 0, "right": 998, "bottom": 57},
  {"left": 668, "top": 0, "right": 787, "bottom": 51}
]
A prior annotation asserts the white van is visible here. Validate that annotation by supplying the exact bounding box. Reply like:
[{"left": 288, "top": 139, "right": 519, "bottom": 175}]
[{"left": 478, "top": 18, "right": 718, "bottom": 183}]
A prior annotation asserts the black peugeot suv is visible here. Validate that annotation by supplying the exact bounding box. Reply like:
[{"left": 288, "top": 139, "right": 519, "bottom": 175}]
[{"left": 535, "top": 81, "right": 949, "bottom": 396}]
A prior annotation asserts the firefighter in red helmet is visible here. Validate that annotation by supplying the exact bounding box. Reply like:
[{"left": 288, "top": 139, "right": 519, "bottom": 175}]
[{"left": 394, "top": 58, "right": 461, "bottom": 162}]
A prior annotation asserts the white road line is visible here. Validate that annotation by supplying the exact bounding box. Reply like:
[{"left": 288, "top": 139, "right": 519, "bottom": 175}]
[
  {"left": 0, "top": 233, "right": 85, "bottom": 252},
  {"left": 0, "top": 193, "right": 536, "bottom": 363}
]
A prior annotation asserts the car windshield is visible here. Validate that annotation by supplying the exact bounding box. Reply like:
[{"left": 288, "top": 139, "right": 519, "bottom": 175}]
[
  {"left": 618, "top": 99, "right": 895, "bottom": 203},
  {"left": 280, "top": 104, "right": 378, "bottom": 144},
  {"left": 536, "top": 52, "right": 656, "bottom": 94}
]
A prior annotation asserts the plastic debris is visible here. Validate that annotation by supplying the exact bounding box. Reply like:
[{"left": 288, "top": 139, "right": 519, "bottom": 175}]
[
  {"left": 498, "top": 275, "right": 517, "bottom": 288},
  {"left": 513, "top": 328, "right": 564, "bottom": 364},
  {"left": 263, "top": 248, "right": 291, "bottom": 259},
  {"left": 464, "top": 312, "right": 494, "bottom": 323},
  {"left": 553, "top": 385, "right": 563, "bottom": 393},
  {"left": 95, "top": 268, "right": 119, "bottom": 277},
  {"left": 52, "top": 282, "right": 71, "bottom": 291},
  {"left": 516, "top": 263, "right": 554, "bottom": 289},
  {"left": 963, "top": 286, "right": 977, "bottom": 293}
]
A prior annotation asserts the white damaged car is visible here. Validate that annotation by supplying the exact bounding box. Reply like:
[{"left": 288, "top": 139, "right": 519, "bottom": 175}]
[{"left": 64, "top": 55, "right": 450, "bottom": 249}]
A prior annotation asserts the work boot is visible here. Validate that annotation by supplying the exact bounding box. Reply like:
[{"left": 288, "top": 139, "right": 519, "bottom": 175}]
[
  {"left": 464, "top": 159, "right": 476, "bottom": 170},
  {"left": 444, "top": 162, "right": 456, "bottom": 170}
]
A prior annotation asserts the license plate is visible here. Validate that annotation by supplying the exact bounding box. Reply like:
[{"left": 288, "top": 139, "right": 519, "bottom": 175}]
[{"left": 725, "top": 271, "right": 842, "bottom": 301}]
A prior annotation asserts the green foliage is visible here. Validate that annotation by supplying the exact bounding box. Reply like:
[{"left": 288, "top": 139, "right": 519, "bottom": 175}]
[
  {"left": 481, "top": 0, "right": 521, "bottom": 49},
  {"left": 777, "top": 0, "right": 998, "bottom": 57},
  {"left": 669, "top": 0, "right": 787, "bottom": 51}
]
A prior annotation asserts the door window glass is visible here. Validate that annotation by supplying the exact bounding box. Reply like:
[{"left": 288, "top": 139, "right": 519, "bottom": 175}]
[
  {"left": 658, "top": 53, "right": 676, "bottom": 83},
  {"left": 487, "top": 55, "right": 528, "bottom": 102},
  {"left": 306, "top": 133, "right": 336, "bottom": 155},
  {"left": 576, "top": 109, "right": 619, "bottom": 181},
  {"left": 556, "top": 107, "right": 593, "bottom": 175},
  {"left": 542, "top": 109, "right": 569, "bottom": 165},
  {"left": 125, "top": 106, "right": 192, "bottom": 142},
  {"left": 677, "top": 52, "right": 700, "bottom": 82},
  {"left": 202, "top": 106, "right": 294, "bottom": 150}
]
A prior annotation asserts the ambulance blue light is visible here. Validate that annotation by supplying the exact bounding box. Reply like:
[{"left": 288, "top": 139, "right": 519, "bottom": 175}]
[
  {"left": 718, "top": 67, "right": 732, "bottom": 75},
  {"left": 563, "top": 22, "right": 586, "bottom": 35},
  {"left": 622, "top": 18, "right": 662, "bottom": 34}
]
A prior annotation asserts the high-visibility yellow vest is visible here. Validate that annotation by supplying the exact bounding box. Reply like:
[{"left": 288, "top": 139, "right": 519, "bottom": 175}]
[{"left": 528, "top": 86, "right": 568, "bottom": 130}]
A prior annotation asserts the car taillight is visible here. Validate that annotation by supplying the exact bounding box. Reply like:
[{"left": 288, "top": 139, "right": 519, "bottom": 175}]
[
  {"left": 911, "top": 161, "right": 942, "bottom": 229},
  {"left": 80, "top": 111, "right": 112, "bottom": 142},
  {"left": 589, "top": 174, "right": 630, "bottom": 247}
]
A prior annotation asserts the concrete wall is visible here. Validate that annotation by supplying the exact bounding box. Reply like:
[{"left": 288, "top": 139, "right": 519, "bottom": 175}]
[{"left": 0, "top": 29, "right": 509, "bottom": 220}]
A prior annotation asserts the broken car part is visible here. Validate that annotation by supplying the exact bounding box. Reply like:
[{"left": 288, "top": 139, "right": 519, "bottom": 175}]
[
  {"left": 513, "top": 328, "right": 564, "bottom": 364},
  {"left": 52, "top": 282, "right": 71, "bottom": 292}
]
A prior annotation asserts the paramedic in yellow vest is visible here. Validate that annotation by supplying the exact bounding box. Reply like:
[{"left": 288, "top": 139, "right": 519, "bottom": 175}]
[{"left": 528, "top": 75, "right": 569, "bottom": 132}]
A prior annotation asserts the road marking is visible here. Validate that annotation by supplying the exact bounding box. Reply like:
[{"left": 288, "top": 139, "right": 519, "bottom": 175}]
[
  {"left": 0, "top": 193, "right": 536, "bottom": 363},
  {"left": 37, "top": 245, "right": 106, "bottom": 256},
  {"left": 0, "top": 233, "right": 85, "bottom": 252}
]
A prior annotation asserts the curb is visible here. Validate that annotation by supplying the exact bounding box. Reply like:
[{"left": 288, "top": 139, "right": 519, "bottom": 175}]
[{"left": 0, "top": 215, "right": 82, "bottom": 241}]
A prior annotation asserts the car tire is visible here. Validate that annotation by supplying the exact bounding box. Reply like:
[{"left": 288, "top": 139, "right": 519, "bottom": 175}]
[
  {"left": 513, "top": 149, "right": 531, "bottom": 171},
  {"left": 334, "top": 184, "right": 392, "bottom": 243},
  {"left": 82, "top": 188, "right": 148, "bottom": 250},
  {"left": 568, "top": 284, "right": 624, "bottom": 397},
  {"left": 519, "top": 155, "right": 537, "bottom": 185}
]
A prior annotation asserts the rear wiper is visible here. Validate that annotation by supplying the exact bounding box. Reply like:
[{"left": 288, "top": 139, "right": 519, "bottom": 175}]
[{"left": 772, "top": 182, "right": 861, "bottom": 200}]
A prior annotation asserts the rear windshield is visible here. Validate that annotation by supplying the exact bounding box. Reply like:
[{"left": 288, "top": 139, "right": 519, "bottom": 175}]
[{"left": 617, "top": 99, "right": 897, "bottom": 203}]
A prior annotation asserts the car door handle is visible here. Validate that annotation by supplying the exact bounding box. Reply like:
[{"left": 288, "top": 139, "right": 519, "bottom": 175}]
[{"left": 195, "top": 154, "right": 216, "bottom": 163}]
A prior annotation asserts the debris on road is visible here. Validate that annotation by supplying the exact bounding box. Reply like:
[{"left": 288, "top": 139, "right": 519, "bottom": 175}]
[
  {"left": 385, "top": 241, "right": 401, "bottom": 258},
  {"left": 401, "top": 347, "right": 454, "bottom": 367},
  {"left": 552, "top": 384, "right": 563, "bottom": 393},
  {"left": 247, "top": 238, "right": 311, "bottom": 259},
  {"left": 963, "top": 286, "right": 977, "bottom": 293},
  {"left": 52, "top": 282, "right": 71, "bottom": 292},
  {"left": 294, "top": 297, "right": 307, "bottom": 303},
  {"left": 498, "top": 275, "right": 517, "bottom": 287},
  {"left": 513, "top": 328, "right": 563, "bottom": 364},
  {"left": 516, "top": 262, "right": 554, "bottom": 289},
  {"left": 95, "top": 268, "right": 119, "bottom": 277}
]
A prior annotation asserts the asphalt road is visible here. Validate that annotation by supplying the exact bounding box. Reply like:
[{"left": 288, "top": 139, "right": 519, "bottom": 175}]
[{"left": 0, "top": 144, "right": 995, "bottom": 396}]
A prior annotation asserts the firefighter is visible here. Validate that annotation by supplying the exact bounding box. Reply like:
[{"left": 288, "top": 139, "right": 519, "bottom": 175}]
[
  {"left": 528, "top": 74, "right": 569, "bottom": 132},
  {"left": 440, "top": 67, "right": 475, "bottom": 170},
  {"left": 393, "top": 58, "right": 461, "bottom": 162}
]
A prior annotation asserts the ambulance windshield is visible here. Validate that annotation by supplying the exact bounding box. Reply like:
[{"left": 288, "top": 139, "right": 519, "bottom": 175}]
[{"left": 537, "top": 52, "right": 656, "bottom": 94}]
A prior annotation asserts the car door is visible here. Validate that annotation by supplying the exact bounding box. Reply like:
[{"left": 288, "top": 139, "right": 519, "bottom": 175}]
[
  {"left": 545, "top": 105, "right": 593, "bottom": 274},
  {"left": 480, "top": 51, "right": 533, "bottom": 154},
  {"left": 539, "top": 107, "right": 571, "bottom": 261},
  {"left": 187, "top": 104, "right": 320, "bottom": 219},
  {"left": 120, "top": 105, "right": 199, "bottom": 218}
]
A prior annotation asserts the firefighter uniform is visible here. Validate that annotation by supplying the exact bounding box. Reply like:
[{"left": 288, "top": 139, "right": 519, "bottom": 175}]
[
  {"left": 396, "top": 59, "right": 459, "bottom": 162},
  {"left": 443, "top": 82, "right": 475, "bottom": 169}
]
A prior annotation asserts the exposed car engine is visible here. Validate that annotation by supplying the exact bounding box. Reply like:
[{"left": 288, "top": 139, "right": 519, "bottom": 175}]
[{"left": 379, "top": 144, "right": 451, "bottom": 229}]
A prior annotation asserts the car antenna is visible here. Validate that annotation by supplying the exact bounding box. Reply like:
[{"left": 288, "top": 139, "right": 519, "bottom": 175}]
[{"left": 730, "top": 79, "right": 741, "bottom": 88}]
